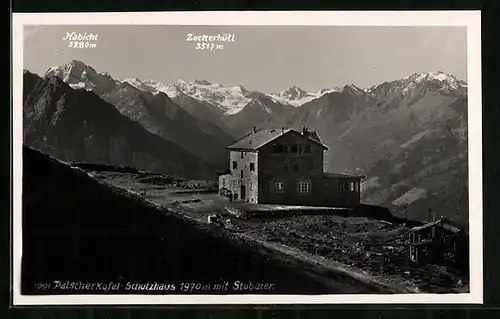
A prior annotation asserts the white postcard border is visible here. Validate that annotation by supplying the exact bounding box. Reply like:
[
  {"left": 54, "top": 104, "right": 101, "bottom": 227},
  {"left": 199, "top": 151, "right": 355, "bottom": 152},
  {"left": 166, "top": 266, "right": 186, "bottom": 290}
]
[{"left": 12, "top": 10, "right": 483, "bottom": 305}]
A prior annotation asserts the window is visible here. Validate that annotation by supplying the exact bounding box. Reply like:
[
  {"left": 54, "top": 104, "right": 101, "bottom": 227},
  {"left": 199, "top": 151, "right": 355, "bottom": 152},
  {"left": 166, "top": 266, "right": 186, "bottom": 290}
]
[
  {"left": 232, "top": 161, "right": 237, "bottom": 170},
  {"left": 349, "top": 182, "right": 355, "bottom": 192},
  {"left": 250, "top": 163, "right": 255, "bottom": 171},
  {"left": 304, "top": 145, "right": 312, "bottom": 153},
  {"left": 250, "top": 182, "right": 253, "bottom": 191},
  {"left": 275, "top": 181, "right": 285, "bottom": 192},
  {"left": 222, "top": 178, "right": 226, "bottom": 187},
  {"left": 298, "top": 145, "right": 303, "bottom": 153},
  {"left": 297, "top": 181, "right": 312, "bottom": 194},
  {"left": 241, "top": 151, "right": 244, "bottom": 159},
  {"left": 291, "top": 144, "right": 298, "bottom": 153},
  {"left": 241, "top": 170, "right": 244, "bottom": 178}
]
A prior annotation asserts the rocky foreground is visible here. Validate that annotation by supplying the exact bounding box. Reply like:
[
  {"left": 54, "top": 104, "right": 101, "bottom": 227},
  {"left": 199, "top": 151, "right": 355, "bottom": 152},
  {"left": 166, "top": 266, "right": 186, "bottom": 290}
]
[{"left": 91, "top": 168, "right": 469, "bottom": 294}]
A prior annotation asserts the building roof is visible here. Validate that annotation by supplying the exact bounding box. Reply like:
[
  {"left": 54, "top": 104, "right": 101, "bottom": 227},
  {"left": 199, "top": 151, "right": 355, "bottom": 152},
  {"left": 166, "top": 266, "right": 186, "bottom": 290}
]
[
  {"left": 227, "top": 128, "right": 328, "bottom": 151},
  {"left": 409, "top": 218, "right": 463, "bottom": 234},
  {"left": 323, "top": 172, "right": 366, "bottom": 179}
]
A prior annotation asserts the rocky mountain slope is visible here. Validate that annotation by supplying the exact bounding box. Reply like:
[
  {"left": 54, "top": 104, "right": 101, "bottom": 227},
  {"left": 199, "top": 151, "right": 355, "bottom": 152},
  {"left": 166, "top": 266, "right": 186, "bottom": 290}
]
[
  {"left": 280, "top": 72, "right": 468, "bottom": 224},
  {"left": 222, "top": 91, "right": 295, "bottom": 137},
  {"left": 44, "top": 60, "right": 234, "bottom": 167},
  {"left": 23, "top": 72, "right": 216, "bottom": 180}
]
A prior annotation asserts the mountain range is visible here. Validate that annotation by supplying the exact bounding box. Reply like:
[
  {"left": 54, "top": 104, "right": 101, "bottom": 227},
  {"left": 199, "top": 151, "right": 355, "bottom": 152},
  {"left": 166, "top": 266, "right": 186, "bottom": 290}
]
[
  {"left": 23, "top": 71, "right": 216, "bottom": 179},
  {"left": 44, "top": 60, "right": 234, "bottom": 167},
  {"left": 23, "top": 60, "right": 469, "bottom": 224}
]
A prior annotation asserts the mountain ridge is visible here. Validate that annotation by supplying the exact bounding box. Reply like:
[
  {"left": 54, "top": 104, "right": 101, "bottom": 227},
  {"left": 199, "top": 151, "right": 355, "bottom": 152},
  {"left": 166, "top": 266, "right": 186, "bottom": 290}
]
[
  {"left": 23, "top": 72, "right": 217, "bottom": 180},
  {"left": 42, "top": 60, "right": 467, "bottom": 112},
  {"left": 44, "top": 61, "right": 235, "bottom": 167}
]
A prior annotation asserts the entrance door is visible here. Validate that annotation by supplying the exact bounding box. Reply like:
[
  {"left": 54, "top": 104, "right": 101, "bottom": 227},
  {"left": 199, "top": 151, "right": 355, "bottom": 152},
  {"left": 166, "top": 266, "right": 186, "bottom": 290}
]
[{"left": 241, "top": 185, "right": 246, "bottom": 200}]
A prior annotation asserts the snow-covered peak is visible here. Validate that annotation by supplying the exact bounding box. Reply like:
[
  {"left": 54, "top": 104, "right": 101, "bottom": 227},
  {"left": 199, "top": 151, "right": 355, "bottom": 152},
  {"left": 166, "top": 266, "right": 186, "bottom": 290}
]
[
  {"left": 125, "top": 78, "right": 252, "bottom": 113},
  {"left": 122, "top": 77, "right": 146, "bottom": 89},
  {"left": 172, "top": 79, "right": 252, "bottom": 114},
  {"left": 145, "top": 80, "right": 180, "bottom": 97},
  {"left": 279, "top": 86, "right": 309, "bottom": 100},
  {"left": 268, "top": 85, "right": 342, "bottom": 107},
  {"left": 366, "top": 71, "right": 467, "bottom": 97},
  {"left": 403, "top": 71, "right": 464, "bottom": 90},
  {"left": 45, "top": 60, "right": 117, "bottom": 93},
  {"left": 316, "top": 87, "right": 342, "bottom": 95},
  {"left": 121, "top": 77, "right": 160, "bottom": 93}
]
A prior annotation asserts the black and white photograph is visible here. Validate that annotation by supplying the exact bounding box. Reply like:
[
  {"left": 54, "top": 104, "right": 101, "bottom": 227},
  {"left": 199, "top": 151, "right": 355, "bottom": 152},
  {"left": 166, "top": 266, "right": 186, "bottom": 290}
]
[{"left": 12, "top": 11, "right": 483, "bottom": 305}]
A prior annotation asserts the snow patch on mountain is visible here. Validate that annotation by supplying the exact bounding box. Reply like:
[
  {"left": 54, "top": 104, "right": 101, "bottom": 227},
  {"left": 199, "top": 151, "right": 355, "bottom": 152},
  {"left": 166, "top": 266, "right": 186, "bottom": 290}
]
[
  {"left": 125, "top": 77, "right": 252, "bottom": 114},
  {"left": 405, "top": 71, "right": 461, "bottom": 90},
  {"left": 122, "top": 78, "right": 158, "bottom": 93},
  {"left": 172, "top": 79, "right": 252, "bottom": 114},
  {"left": 255, "top": 100, "right": 272, "bottom": 114},
  {"left": 45, "top": 60, "right": 118, "bottom": 93},
  {"left": 400, "top": 129, "right": 436, "bottom": 149},
  {"left": 365, "top": 71, "right": 467, "bottom": 103},
  {"left": 144, "top": 80, "right": 180, "bottom": 97},
  {"left": 268, "top": 85, "right": 342, "bottom": 107},
  {"left": 391, "top": 188, "right": 428, "bottom": 206}
]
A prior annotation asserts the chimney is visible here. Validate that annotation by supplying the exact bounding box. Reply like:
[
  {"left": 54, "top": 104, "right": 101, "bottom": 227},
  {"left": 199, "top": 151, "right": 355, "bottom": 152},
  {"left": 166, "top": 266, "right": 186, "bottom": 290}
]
[
  {"left": 253, "top": 126, "right": 257, "bottom": 133},
  {"left": 281, "top": 127, "right": 285, "bottom": 134},
  {"left": 428, "top": 208, "right": 436, "bottom": 222}
]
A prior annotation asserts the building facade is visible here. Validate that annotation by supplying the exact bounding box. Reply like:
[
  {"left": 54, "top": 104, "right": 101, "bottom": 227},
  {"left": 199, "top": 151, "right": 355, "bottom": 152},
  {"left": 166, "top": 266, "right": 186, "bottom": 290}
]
[
  {"left": 221, "top": 128, "right": 363, "bottom": 208},
  {"left": 408, "top": 218, "right": 468, "bottom": 267}
]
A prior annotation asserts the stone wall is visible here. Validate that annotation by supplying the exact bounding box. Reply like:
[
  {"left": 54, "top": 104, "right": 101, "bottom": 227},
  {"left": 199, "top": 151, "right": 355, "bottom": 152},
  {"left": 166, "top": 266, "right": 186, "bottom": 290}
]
[
  {"left": 229, "top": 150, "right": 259, "bottom": 202},
  {"left": 257, "top": 132, "right": 324, "bottom": 205}
]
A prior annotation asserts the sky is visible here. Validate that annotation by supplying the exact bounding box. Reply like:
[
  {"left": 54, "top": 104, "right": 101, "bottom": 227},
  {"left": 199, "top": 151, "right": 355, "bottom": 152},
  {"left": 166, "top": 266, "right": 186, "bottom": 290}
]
[{"left": 23, "top": 25, "right": 467, "bottom": 93}]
